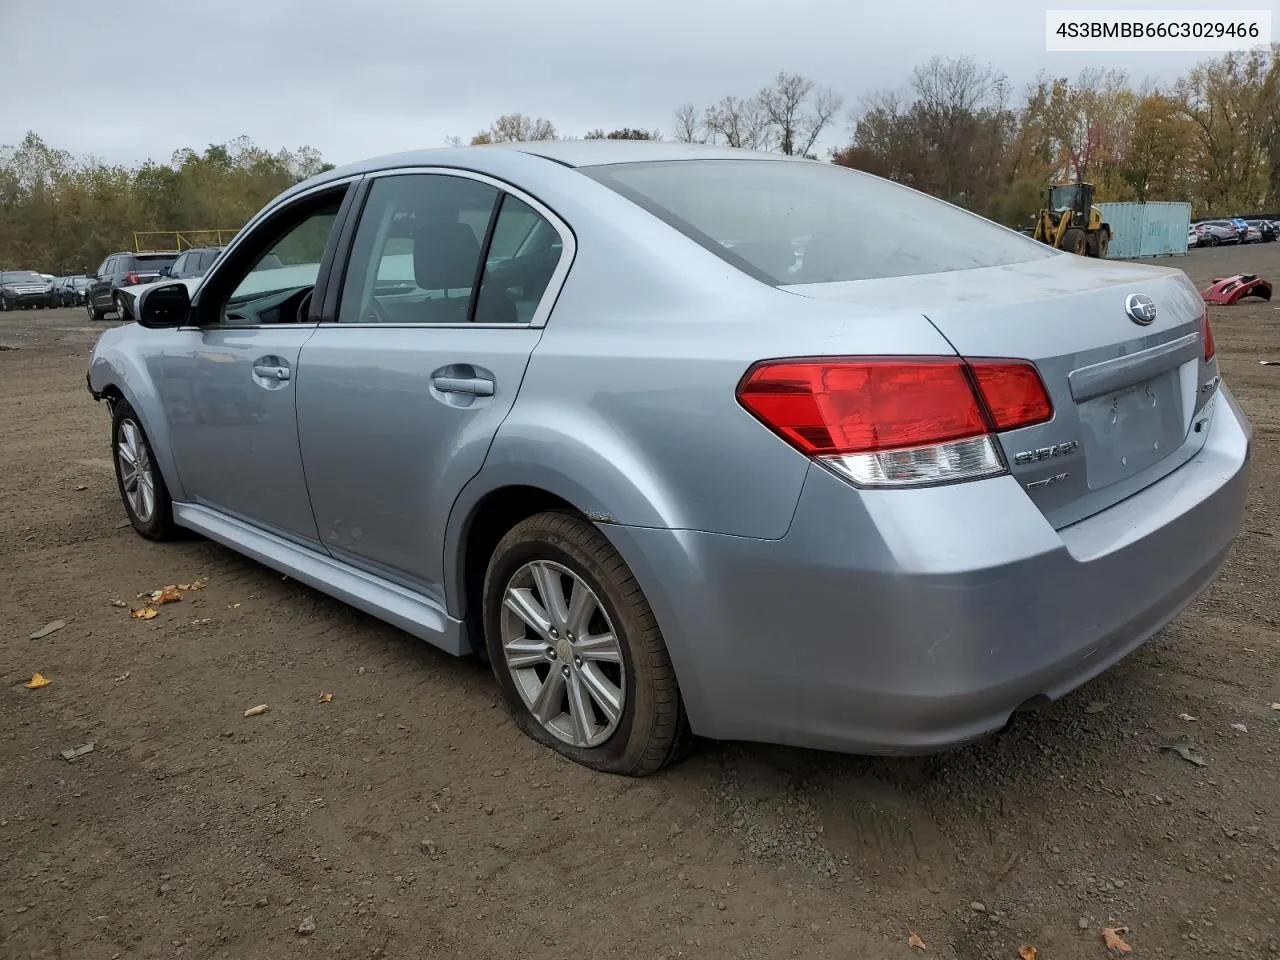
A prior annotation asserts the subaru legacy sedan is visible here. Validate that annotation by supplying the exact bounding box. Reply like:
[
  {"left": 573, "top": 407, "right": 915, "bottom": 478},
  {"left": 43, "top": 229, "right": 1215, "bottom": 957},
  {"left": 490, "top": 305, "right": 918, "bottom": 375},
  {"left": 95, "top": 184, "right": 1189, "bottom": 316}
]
[{"left": 86, "top": 142, "right": 1251, "bottom": 775}]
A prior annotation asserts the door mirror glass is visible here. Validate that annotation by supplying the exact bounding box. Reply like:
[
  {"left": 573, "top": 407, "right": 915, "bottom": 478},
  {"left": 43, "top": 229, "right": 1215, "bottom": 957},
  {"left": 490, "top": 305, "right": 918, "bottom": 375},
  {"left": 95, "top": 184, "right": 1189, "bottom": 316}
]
[{"left": 136, "top": 282, "right": 191, "bottom": 329}]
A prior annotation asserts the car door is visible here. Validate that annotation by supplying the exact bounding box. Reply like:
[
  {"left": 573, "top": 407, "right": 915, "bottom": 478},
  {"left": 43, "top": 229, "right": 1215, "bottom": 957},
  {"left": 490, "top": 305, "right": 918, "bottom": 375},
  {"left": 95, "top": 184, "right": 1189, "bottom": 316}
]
[
  {"left": 89, "top": 257, "right": 113, "bottom": 309},
  {"left": 294, "top": 170, "right": 572, "bottom": 598},
  {"left": 142, "top": 181, "right": 357, "bottom": 547}
]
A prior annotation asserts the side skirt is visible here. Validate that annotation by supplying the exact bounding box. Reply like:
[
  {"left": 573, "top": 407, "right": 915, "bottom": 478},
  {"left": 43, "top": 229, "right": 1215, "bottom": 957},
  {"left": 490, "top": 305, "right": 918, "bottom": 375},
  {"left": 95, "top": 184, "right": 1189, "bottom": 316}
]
[{"left": 173, "top": 502, "right": 468, "bottom": 656}]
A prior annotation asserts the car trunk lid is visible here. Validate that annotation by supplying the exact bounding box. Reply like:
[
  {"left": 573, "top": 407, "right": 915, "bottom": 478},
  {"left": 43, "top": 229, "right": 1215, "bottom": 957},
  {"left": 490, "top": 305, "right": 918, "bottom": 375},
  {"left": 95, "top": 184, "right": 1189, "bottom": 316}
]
[{"left": 783, "top": 254, "right": 1217, "bottom": 529}]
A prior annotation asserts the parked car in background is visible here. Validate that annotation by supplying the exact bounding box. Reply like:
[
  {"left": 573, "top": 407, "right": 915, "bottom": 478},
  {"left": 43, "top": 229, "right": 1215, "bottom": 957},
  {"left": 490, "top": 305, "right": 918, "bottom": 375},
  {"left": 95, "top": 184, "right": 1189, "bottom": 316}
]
[
  {"left": 1195, "top": 222, "right": 1239, "bottom": 246},
  {"left": 164, "top": 246, "right": 223, "bottom": 280},
  {"left": 1187, "top": 226, "right": 1198, "bottom": 248},
  {"left": 1245, "top": 220, "right": 1277, "bottom": 243},
  {"left": 1228, "top": 218, "right": 1250, "bottom": 242},
  {"left": 86, "top": 251, "right": 178, "bottom": 320},
  {"left": 0, "top": 270, "right": 52, "bottom": 310},
  {"left": 60, "top": 275, "right": 92, "bottom": 306},
  {"left": 86, "top": 142, "right": 1250, "bottom": 776}
]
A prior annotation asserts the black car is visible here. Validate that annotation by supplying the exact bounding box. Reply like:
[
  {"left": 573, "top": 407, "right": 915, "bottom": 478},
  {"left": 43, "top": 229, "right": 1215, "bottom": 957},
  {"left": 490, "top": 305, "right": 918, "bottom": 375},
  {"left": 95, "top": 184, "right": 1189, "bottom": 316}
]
[
  {"left": 1245, "top": 220, "right": 1277, "bottom": 243},
  {"left": 0, "top": 270, "right": 51, "bottom": 310},
  {"left": 164, "top": 246, "right": 223, "bottom": 280},
  {"left": 85, "top": 251, "right": 178, "bottom": 321},
  {"left": 59, "top": 275, "right": 92, "bottom": 306}
]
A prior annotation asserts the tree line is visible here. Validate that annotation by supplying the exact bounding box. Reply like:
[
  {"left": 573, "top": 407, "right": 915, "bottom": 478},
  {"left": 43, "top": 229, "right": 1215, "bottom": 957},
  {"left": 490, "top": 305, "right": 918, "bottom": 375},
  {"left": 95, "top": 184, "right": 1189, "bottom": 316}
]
[{"left": 3, "top": 46, "right": 1276, "bottom": 273}]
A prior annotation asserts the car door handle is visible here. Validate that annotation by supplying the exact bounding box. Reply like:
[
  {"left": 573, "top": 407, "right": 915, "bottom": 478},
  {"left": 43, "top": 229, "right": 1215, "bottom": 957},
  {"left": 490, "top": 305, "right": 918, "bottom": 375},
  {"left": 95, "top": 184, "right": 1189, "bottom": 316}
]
[
  {"left": 253, "top": 364, "right": 291, "bottom": 382},
  {"left": 431, "top": 376, "right": 494, "bottom": 397}
]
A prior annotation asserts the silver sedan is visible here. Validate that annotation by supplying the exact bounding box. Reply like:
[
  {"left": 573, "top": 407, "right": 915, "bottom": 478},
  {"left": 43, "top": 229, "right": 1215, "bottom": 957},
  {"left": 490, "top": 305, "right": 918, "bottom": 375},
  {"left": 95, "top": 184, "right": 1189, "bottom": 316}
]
[{"left": 86, "top": 142, "right": 1251, "bottom": 774}]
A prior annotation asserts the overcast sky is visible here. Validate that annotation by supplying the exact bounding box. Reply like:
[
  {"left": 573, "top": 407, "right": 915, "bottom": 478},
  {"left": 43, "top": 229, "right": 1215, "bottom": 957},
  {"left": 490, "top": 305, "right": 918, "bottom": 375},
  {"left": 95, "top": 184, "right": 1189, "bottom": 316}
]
[{"left": 3, "top": 0, "right": 1272, "bottom": 167}]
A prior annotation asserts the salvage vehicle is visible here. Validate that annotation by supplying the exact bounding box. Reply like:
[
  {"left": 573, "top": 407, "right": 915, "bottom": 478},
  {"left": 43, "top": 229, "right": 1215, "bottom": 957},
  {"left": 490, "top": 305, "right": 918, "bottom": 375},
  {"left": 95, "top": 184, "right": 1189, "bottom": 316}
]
[
  {"left": 85, "top": 251, "right": 178, "bottom": 320},
  {"left": 0, "top": 270, "right": 52, "bottom": 310},
  {"left": 86, "top": 143, "right": 1251, "bottom": 775}
]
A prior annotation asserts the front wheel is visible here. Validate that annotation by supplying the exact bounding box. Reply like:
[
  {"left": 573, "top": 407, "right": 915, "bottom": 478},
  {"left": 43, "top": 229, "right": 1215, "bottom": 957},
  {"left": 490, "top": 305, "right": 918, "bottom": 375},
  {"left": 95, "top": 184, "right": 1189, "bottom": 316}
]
[
  {"left": 483, "top": 511, "right": 690, "bottom": 776},
  {"left": 112, "top": 400, "right": 177, "bottom": 541},
  {"left": 1062, "top": 227, "right": 1088, "bottom": 255},
  {"left": 86, "top": 298, "right": 105, "bottom": 322}
]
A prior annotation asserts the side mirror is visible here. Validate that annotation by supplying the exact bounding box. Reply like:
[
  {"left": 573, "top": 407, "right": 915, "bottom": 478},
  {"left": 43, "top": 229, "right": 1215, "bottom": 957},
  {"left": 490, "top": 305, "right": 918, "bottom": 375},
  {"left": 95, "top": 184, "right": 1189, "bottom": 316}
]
[{"left": 136, "top": 282, "right": 191, "bottom": 329}]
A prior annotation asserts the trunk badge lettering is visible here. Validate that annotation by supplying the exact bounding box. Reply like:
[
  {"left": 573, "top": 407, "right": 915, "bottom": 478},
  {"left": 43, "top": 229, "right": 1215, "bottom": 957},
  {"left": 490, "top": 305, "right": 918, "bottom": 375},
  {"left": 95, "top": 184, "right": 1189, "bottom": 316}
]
[
  {"left": 1013, "top": 440, "right": 1079, "bottom": 465},
  {"left": 1026, "top": 472, "right": 1070, "bottom": 490}
]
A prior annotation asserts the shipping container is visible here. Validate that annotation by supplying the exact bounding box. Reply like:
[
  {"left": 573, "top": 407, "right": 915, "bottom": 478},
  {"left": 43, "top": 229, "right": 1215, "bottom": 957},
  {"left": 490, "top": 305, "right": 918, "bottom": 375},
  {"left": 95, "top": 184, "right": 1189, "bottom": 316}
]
[{"left": 1098, "top": 201, "right": 1191, "bottom": 258}]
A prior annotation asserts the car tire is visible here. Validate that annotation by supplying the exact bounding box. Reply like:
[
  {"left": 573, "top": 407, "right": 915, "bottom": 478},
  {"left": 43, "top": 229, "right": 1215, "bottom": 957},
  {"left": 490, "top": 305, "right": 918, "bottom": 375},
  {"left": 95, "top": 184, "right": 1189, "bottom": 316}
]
[
  {"left": 482, "top": 511, "right": 691, "bottom": 776},
  {"left": 0, "top": 296, "right": 8, "bottom": 311},
  {"left": 87, "top": 299, "right": 105, "bottom": 322},
  {"left": 111, "top": 400, "right": 178, "bottom": 541},
  {"left": 114, "top": 294, "right": 128, "bottom": 319}
]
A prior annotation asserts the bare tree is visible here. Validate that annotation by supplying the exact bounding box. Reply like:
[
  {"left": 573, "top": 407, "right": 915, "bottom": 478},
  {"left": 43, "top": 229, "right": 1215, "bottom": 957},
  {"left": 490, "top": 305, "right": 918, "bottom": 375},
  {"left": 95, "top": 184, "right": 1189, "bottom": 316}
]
[
  {"left": 585, "top": 127, "right": 660, "bottom": 140},
  {"left": 704, "top": 95, "right": 773, "bottom": 150},
  {"left": 472, "top": 114, "right": 557, "bottom": 145},
  {"left": 672, "top": 103, "right": 702, "bottom": 143},
  {"left": 758, "top": 72, "right": 844, "bottom": 156}
]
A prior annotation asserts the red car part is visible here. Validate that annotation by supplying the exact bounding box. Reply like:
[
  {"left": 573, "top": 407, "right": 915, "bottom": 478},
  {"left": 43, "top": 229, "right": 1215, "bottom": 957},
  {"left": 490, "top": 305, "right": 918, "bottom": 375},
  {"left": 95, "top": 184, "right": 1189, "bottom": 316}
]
[{"left": 1201, "top": 274, "right": 1273, "bottom": 305}]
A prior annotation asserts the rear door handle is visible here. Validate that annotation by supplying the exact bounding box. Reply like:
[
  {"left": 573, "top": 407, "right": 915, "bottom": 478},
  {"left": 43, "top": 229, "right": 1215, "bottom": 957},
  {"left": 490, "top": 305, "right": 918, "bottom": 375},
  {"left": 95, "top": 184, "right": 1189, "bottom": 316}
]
[
  {"left": 431, "top": 376, "right": 494, "bottom": 397},
  {"left": 253, "top": 364, "right": 291, "bottom": 382}
]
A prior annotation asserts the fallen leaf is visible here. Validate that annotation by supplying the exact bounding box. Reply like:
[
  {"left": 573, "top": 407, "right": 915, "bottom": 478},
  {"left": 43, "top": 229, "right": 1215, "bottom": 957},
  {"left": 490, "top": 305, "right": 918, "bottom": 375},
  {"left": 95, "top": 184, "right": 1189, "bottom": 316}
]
[
  {"left": 1177, "top": 713, "right": 1198, "bottom": 721},
  {"left": 108, "top": 599, "right": 127, "bottom": 608},
  {"left": 149, "top": 585, "right": 182, "bottom": 605},
  {"left": 1102, "top": 926, "right": 1132, "bottom": 953},
  {"left": 318, "top": 692, "right": 333, "bottom": 703},
  {"left": 24, "top": 673, "right": 52, "bottom": 689},
  {"left": 907, "top": 931, "right": 926, "bottom": 950},
  {"left": 130, "top": 606, "right": 158, "bottom": 620},
  {"left": 1230, "top": 722, "right": 1248, "bottom": 732},
  {"left": 1162, "top": 743, "right": 1207, "bottom": 767},
  {"left": 1018, "top": 946, "right": 1038, "bottom": 960},
  {"left": 177, "top": 578, "right": 207, "bottom": 591},
  {"left": 29, "top": 620, "right": 67, "bottom": 640},
  {"left": 114, "top": 671, "right": 130, "bottom": 682},
  {"left": 190, "top": 618, "right": 212, "bottom": 626},
  {"left": 1271, "top": 702, "right": 1280, "bottom": 711},
  {"left": 243, "top": 704, "right": 270, "bottom": 718},
  {"left": 229, "top": 602, "right": 241, "bottom": 610}
]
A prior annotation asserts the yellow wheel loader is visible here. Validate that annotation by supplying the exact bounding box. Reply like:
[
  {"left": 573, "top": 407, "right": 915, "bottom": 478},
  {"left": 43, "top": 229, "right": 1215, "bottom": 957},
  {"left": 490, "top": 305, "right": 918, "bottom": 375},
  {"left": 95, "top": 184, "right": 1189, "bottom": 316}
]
[{"left": 1031, "top": 182, "right": 1111, "bottom": 258}]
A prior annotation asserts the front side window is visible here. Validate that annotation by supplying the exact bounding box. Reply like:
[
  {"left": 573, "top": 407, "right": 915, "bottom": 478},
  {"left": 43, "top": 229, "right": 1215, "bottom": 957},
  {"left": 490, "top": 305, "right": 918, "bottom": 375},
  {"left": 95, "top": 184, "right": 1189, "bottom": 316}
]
[
  {"left": 201, "top": 192, "right": 344, "bottom": 325},
  {"left": 583, "top": 159, "right": 1055, "bottom": 285}
]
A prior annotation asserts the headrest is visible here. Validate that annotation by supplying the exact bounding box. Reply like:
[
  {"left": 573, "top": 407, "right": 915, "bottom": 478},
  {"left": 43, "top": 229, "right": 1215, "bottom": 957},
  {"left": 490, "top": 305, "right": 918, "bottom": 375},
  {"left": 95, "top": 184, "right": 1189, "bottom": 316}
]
[{"left": 413, "top": 222, "right": 480, "bottom": 291}]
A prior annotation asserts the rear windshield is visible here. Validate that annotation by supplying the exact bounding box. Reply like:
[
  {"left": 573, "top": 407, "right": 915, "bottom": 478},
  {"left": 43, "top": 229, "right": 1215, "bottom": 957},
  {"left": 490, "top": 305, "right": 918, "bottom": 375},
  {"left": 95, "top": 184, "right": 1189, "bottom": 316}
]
[
  {"left": 582, "top": 159, "right": 1055, "bottom": 285},
  {"left": 133, "top": 255, "right": 177, "bottom": 269}
]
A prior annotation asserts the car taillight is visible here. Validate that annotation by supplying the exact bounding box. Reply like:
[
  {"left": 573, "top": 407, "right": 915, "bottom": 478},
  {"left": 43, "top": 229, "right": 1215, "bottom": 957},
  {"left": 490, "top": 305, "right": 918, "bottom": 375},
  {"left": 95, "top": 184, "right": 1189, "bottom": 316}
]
[
  {"left": 736, "top": 357, "right": 1053, "bottom": 487},
  {"left": 124, "top": 271, "right": 141, "bottom": 284},
  {"left": 1200, "top": 312, "right": 1215, "bottom": 361}
]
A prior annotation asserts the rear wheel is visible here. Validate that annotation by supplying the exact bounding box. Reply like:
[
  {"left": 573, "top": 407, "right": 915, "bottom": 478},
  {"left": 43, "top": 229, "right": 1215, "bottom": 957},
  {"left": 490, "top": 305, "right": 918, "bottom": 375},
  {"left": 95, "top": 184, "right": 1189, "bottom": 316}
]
[
  {"left": 86, "top": 298, "right": 105, "bottom": 322},
  {"left": 1095, "top": 228, "right": 1110, "bottom": 259},
  {"left": 111, "top": 400, "right": 177, "bottom": 541},
  {"left": 1062, "top": 227, "right": 1087, "bottom": 256},
  {"left": 483, "top": 511, "right": 690, "bottom": 776}
]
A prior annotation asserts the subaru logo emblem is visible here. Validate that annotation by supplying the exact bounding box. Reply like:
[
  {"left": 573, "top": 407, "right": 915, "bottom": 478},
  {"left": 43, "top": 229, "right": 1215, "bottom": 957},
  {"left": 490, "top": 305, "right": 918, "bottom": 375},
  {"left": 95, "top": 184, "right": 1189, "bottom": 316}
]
[{"left": 1125, "top": 293, "right": 1157, "bottom": 326}]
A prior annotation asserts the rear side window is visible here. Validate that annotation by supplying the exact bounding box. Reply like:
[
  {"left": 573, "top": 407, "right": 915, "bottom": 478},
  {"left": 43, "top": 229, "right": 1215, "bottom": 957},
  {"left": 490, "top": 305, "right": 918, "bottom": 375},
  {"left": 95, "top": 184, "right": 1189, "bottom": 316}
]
[{"left": 583, "top": 159, "right": 1054, "bottom": 285}]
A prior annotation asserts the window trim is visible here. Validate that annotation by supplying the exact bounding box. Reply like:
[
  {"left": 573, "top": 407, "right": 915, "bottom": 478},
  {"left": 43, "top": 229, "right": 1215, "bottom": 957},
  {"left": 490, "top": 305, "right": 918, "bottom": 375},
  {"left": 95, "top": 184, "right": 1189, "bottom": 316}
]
[
  {"left": 321, "top": 166, "right": 577, "bottom": 331},
  {"left": 183, "top": 174, "right": 364, "bottom": 330}
]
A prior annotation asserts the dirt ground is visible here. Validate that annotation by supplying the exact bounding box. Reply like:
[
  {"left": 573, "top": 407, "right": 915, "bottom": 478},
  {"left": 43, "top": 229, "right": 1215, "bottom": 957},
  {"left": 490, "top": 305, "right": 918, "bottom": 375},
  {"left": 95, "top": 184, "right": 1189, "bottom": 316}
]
[{"left": 2, "top": 243, "right": 1279, "bottom": 960}]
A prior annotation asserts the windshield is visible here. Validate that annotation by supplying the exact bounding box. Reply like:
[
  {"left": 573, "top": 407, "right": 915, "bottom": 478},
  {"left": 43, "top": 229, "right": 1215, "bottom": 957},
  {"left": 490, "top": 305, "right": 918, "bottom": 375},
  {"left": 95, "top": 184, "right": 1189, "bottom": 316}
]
[
  {"left": 1, "top": 271, "right": 44, "bottom": 284},
  {"left": 1048, "top": 186, "right": 1082, "bottom": 211},
  {"left": 583, "top": 159, "right": 1054, "bottom": 285}
]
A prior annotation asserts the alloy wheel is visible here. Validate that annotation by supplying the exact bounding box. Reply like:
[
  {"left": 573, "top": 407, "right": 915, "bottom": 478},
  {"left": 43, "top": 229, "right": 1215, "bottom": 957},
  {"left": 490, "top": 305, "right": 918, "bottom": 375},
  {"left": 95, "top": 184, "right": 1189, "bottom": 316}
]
[
  {"left": 500, "top": 560, "right": 626, "bottom": 749},
  {"left": 116, "top": 419, "right": 156, "bottom": 523}
]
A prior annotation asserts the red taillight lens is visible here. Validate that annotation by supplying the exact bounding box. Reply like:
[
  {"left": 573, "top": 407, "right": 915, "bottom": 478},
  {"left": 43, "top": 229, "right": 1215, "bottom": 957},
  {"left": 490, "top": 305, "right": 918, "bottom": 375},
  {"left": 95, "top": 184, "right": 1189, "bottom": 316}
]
[
  {"left": 968, "top": 360, "right": 1054, "bottom": 430},
  {"left": 736, "top": 357, "right": 1053, "bottom": 487},
  {"left": 125, "top": 271, "right": 140, "bottom": 284},
  {"left": 1200, "top": 312, "right": 1215, "bottom": 361}
]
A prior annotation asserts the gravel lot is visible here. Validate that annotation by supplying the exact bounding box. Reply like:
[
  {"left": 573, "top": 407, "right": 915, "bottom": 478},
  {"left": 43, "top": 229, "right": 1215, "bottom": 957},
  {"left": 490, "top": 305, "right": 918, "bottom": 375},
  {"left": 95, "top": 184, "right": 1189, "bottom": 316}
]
[{"left": 3, "top": 242, "right": 1280, "bottom": 959}]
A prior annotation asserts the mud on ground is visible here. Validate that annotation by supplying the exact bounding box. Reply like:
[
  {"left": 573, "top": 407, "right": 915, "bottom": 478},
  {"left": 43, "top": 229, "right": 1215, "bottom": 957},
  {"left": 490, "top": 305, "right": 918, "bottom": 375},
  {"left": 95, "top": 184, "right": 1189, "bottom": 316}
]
[{"left": 2, "top": 243, "right": 1280, "bottom": 959}]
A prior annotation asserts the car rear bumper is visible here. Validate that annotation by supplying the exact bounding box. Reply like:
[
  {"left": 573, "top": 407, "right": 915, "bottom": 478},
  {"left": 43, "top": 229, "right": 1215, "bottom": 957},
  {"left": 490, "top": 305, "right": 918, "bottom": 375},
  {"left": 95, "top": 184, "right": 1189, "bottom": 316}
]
[{"left": 605, "top": 385, "right": 1252, "bottom": 755}]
